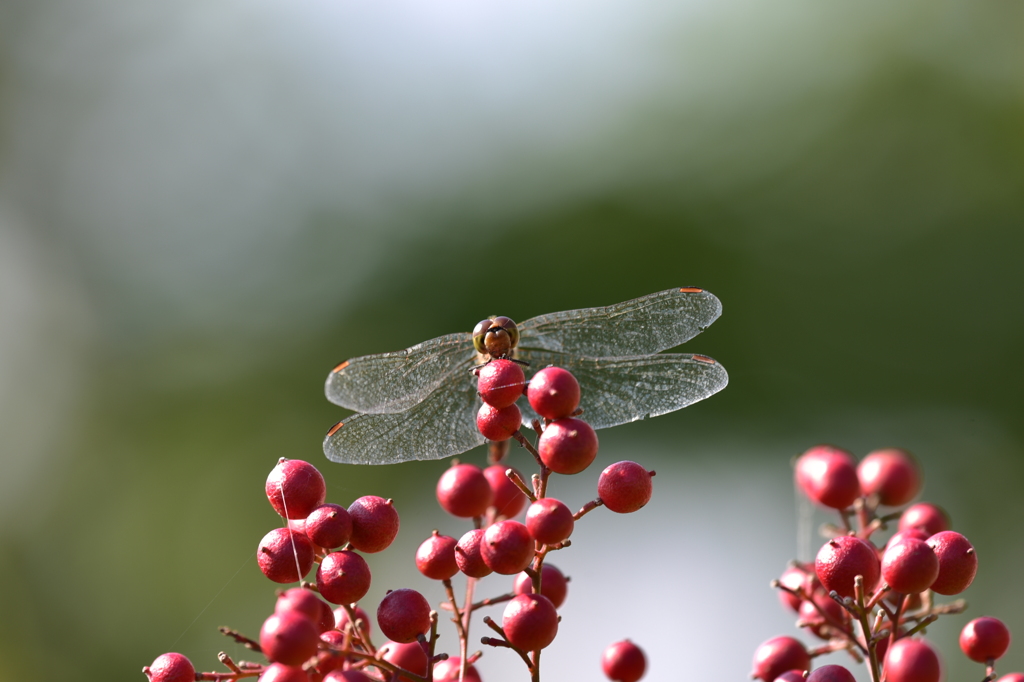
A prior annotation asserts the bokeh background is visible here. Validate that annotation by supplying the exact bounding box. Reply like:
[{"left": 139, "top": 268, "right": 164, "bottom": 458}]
[{"left": 1, "top": 2, "right": 1022, "bottom": 681}]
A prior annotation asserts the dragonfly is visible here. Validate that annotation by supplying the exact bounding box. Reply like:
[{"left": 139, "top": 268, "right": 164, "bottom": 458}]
[{"left": 323, "top": 287, "right": 728, "bottom": 465}]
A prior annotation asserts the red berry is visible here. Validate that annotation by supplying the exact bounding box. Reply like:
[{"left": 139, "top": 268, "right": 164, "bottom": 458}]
[
  {"left": 433, "top": 658, "right": 483, "bottom": 682},
  {"left": 514, "top": 563, "right": 569, "bottom": 608},
  {"left": 527, "top": 367, "right": 581, "bottom": 420},
  {"left": 794, "top": 446, "right": 861, "bottom": 510},
  {"left": 260, "top": 611, "right": 320, "bottom": 666},
  {"left": 995, "top": 675, "right": 1024, "bottom": 682},
  {"left": 436, "top": 464, "right": 493, "bottom": 518},
  {"left": 598, "top": 461, "right": 653, "bottom": 513},
  {"left": 881, "top": 537, "right": 939, "bottom": 594},
  {"left": 478, "top": 358, "right": 526, "bottom": 408},
  {"left": 476, "top": 402, "right": 522, "bottom": 442},
  {"left": 415, "top": 531, "right": 459, "bottom": 581},
  {"left": 886, "top": 528, "right": 930, "bottom": 550},
  {"left": 806, "top": 665, "right": 855, "bottom": 682},
  {"left": 885, "top": 638, "right": 941, "bottom": 682},
  {"left": 481, "top": 520, "right": 535, "bottom": 575},
  {"left": 305, "top": 504, "right": 353, "bottom": 550},
  {"left": 260, "top": 663, "right": 310, "bottom": 682},
  {"left": 751, "top": 636, "right": 811, "bottom": 682},
  {"left": 798, "top": 591, "right": 849, "bottom": 640},
  {"left": 316, "top": 629, "right": 346, "bottom": 675},
  {"left": 347, "top": 496, "right": 400, "bottom": 553},
  {"left": 602, "top": 640, "right": 646, "bottom": 682},
  {"left": 927, "top": 531, "right": 977, "bottom": 595},
  {"left": 143, "top": 653, "right": 195, "bottom": 682},
  {"left": 538, "top": 418, "right": 598, "bottom": 474},
  {"left": 484, "top": 464, "right": 528, "bottom": 519},
  {"left": 333, "top": 605, "right": 371, "bottom": 636},
  {"left": 898, "top": 503, "right": 950, "bottom": 536},
  {"left": 380, "top": 641, "right": 428, "bottom": 682},
  {"left": 276, "top": 587, "right": 335, "bottom": 634},
  {"left": 258, "top": 527, "right": 316, "bottom": 584},
  {"left": 814, "top": 536, "right": 880, "bottom": 600},
  {"left": 323, "top": 671, "right": 373, "bottom": 682},
  {"left": 857, "top": 448, "right": 922, "bottom": 507},
  {"left": 502, "top": 594, "right": 559, "bottom": 651},
  {"left": 526, "top": 498, "right": 575, "bottom": 545},
  {"left": 377, "top": 588, "right": 431, "bottom": 644},
  {"left": 266, "top": 459, "right": 326, "bottom": 520},
  {"left": 317, "top": 550, "right": 372, "bottom": 605},
  {"left": 777, "top": 565, "right": 816, "bottom": 612},
  {"left": 960, "top": 617, "right": 1011, "bottom": 662},
  {"left": 776, "top": 672, "right": 808, "bottom": 682},
  {"left": 455, "top": 529, "right": 493, "bottom": 578}
]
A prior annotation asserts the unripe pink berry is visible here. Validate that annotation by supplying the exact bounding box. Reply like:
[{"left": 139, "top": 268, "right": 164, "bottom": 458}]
[
  {"left": 143, "top": 653, "right": 195, "bottom": 682},
  {"left": 347, "top": 496, "right": 400, "bottom": 553},
  {"left": 794, "top": 446, "right": 861, "bottom": 510},
  {"left": 476, "top": 402, "right": 522, "bottom": 442},
  {"left": 960, "top": 617, "right": 1011, "bottom": 662},
  {"left": 526, "top": 498, "right": 575, "bottom": 545},
  {"left": 538, "top": 418, "right": 598, "bottom": 474},
  {"left": 898, "top": 503, "right": 950, "bottom": 536},
  {"left": 380, "top": 641, "right": 428, "bottom": 682},
  {"left": 598, "top": 461, "right": 654, "bottom": 513},
  {"left": 415, "top": 531, "right": 459, "bottom": 581},
  {"left": 377, "top": 588, "right": 431, "bottom": 644},
  {"left": 514, "top": 563, "right": 569, "bottom": 608},
  {"left": 266, "top": 459, "right": 326, "bottom": 520},
  {"left": 316, "top": 550, "right": 372, "bottom": 605},
  {"left": 482, "top": 520, "right": 535, "bottom": 575},
  {"left": 885, "top": 638, "right": 941, "bottom": 682},
  {"left": 433, "top": 658, "right": 483, "bottom": 682},
  {"left": 857, "top": 448, "right": 922, "bottom": 507},
  {"left": 455, "top": 529, "right": 492, "bottom": 578},
  {"left": 807, "top": 665, "right": 855, "bottom": 682},
  {"left": 527, "top": 366, "right": 581, "bottom": 420},
  {"left": 927, "top": 531, "right": 977, "bottom": 595},
  {"left": 305, "top": 503, "right": 353, "bottom": 550},
  {"left": 259, "top": 662, "right": 310, "bottom": 682},
  {"left": 882, "top": 537, "right": 939, "bottom": 594},
  {"left": 260, "top": 611, "right": 320, "bottom": 666},
  {"left": 814, "top": 536, "right": 880, "bottom": 600},
  {"left": 602, "top": 639, "right": 646, "bottom": 682},
  {"left": 276, "top": 587, "right": 335, "bottom": 634},
  {"left": 502, "top": 593, "right": 559, "bottom": 651},
  {"left": 484, "top": 464, "right": 528, "bottom": 519},
  {"left": 477, "top": 358, "right": 526, "bottom": 409},
  {"left": 436, "top": 464, "right": 493, "bottom": 518},
  {"left": 751, "top": 636, "right": 811, "bottom": 682},
  {"left": 258, "top": 527, "right": 316, "bottom": 584}
]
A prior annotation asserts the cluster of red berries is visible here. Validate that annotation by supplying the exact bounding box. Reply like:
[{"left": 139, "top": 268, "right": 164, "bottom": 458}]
[
  {"left": 143, "top": 363, "right": 652, "bottom": 682},
  {"left": 752, "top": 446, "right": 1014, "bottom": 682}
]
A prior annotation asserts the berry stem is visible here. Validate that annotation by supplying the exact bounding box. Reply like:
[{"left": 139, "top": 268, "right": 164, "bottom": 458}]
[
  {"left": 505, "top": 468, "right": 537, "bottom": 503},
  {"left": 342, "top": 603, "right": 376, "bottom": 654},
  {"left": 574, "top": 498, "right": 604, "bottom": 520},
  {"left": 481, "top": 617, "right": 532, "bottom": 668},
  {"left": 443, "top": 579, "right": 470, "bottom": 681},
  {"left": 853, "top": 577, "right": 882, "bottom": 682},
  {"left": 217, "top": 627, "right": 262, "bottom": 653},
  {"left": 888, "top": 593, "right": 908, "bottom": 653}
]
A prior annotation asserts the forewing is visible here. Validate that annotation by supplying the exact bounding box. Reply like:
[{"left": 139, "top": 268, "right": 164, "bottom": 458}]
[
  {"left": 517, "top": 352, "right": 728, "bottom": 430},
  {"left": 517, "top": 288, "right": 722, "bottom": 357},
  {"left": 325, "top": 332, "right": 474, "bottom": 414},
  {"left": 323, "top": 373, "right": 485, "bottom": 465}
]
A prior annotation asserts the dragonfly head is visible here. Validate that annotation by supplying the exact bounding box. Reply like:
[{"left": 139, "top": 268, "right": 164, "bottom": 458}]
[{"left": 472, "top": 316, "right": 520, "bottom": 359}]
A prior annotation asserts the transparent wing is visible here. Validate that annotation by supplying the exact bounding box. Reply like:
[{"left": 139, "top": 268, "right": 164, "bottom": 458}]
[
  {"left": 325, "top": 333, "right": 475, "bottom": 414},
  {"left": 323, "top": 373, "right": 485, "bottom": 465},
  {"left": 517, "top": 352, "right": 728, "bottom": 430},
  {"left": 517, "top": 288, "right": 722, "bottom": 357}
]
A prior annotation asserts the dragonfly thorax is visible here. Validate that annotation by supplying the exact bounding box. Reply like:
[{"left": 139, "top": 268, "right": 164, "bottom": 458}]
[{"left": 472, "top": 316, "right": 520, "bottom": 359}]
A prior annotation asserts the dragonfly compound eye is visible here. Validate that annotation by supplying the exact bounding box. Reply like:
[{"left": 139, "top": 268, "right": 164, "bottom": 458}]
[
  {"left": 472, "top": 318, "right": 494, "bottom": 355},
  {"left": 491, "top": 316, "right": 520, "bottom": 349}
]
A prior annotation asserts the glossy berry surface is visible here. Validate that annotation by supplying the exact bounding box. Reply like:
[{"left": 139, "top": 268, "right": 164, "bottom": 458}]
[
  {"left": 436, "top": 463, "right": 493, "bottom": 518},
  {"left": 482, "top": 519, "right": 535, "bottom": 574},
  {"left": 304, "top": 503, "right": 353, "bottom": 550},
  {"left": 776, "top": 671, "right": 808, "bottom": 682},
  {"left": 799, "top": 591, "right": 849, "bottom": 640},
  {"left": 815, "top": 535, "right": 880, "bottom": 599},
  {"left": 898, "top": 503, "right": 950, "bottom": 536},
  {"left": 502, "top": 593, "right": 559, "bottom": 651},
  {"left": 258, "top": 527, "right": 316, "bottom": 584},
  {"left": 794, "top": 445, "right": 861, "bottom": 510},
  {"left": 322, "top": 671, "right": 373, "bottom": 682},
  {"left": 857, "top": 448, "right": 922, "bottom": 507},
  {"left": 538, "top": 417, "right": 599, "bottom": 474},
  {"left": 514, "top": 563, "right": 569, "bottom": 608},
  {"left": 455, "top": 529, "right": 493, "bottom": 578},
  {"left": 598, "top": 461, "right": 654, "bottom": 513},
  {"left": 885, "top": 638, "right": 941, "bottom": 682},
  {"left": 484, "top": 464, "right": 528, "bottom": 518},
  {"left": 777, "top": 565, "right": 816, "bottom": 612},
  {"left": 434, "top": 658, "right": 484, "bottom": 682},
  {"left": 477, "top": 358, "right": 526, "bottom": 408},
  {"left": 143, "top": 653, "right": 195, "bottom": 682},
  {"left": 415, "top": 531, "right": 459, "bottom": 580},
  {"left": 927, "top": 531, "right": 977, "bottom": 595},
  {"left": 751, "top": 636, "right": 811, "bottom": 682},
  {"left": 525, "top": 497, "right": 575, "bottom": 545},
  {"left": 334, "top": 605, "right": 371, "bottom": 636},
  {"left": 347, "top": 496, "right": 400, "bottom": 553},
  {"left": 316, "top": 550, "right": 372, "bottom": 605},
  {"left": 377, "top": 588, "right": 431, "bottom": 643},
  {"left": 881, "top": 537, "right": 939, "bottom": 594},
  {"left": 266, "top": 459, "right": 326, "bottom": 520},
  {"left": 275, "top": 587, "right": 335, "bottom": 634},
  {"left": 527, "top": 366, "right": 581, "bottom": 420},
  {"left": 259, "top": 611, "right": 319, "bottom": 666},
  {"left": 960, "top": 617, "right": 1011, "bottom": 662},
  {"left": 262, "top": 663, "right": 311, "bottom": 682},
  {"left": 602, "top": 639, "right": 647, "bottom": 682},
  {"left": 380, "top": 641, "right": 428, "bottom": 682},
  {"left": 806, "top": 665, "right": 855, "bottom": 682},
  {"left": 476, "top": 402, "right": 522, "bottom": 442}
]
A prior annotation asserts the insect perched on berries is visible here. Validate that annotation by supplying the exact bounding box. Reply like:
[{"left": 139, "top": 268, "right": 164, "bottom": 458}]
[{"left": 324, "top": 288, "right": 728, "bottom": 464}]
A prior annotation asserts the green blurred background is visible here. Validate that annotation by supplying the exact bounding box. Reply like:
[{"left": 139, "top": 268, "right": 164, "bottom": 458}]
[{"left": 1, "top": 2, "right": 1022, "bottom": 681}]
